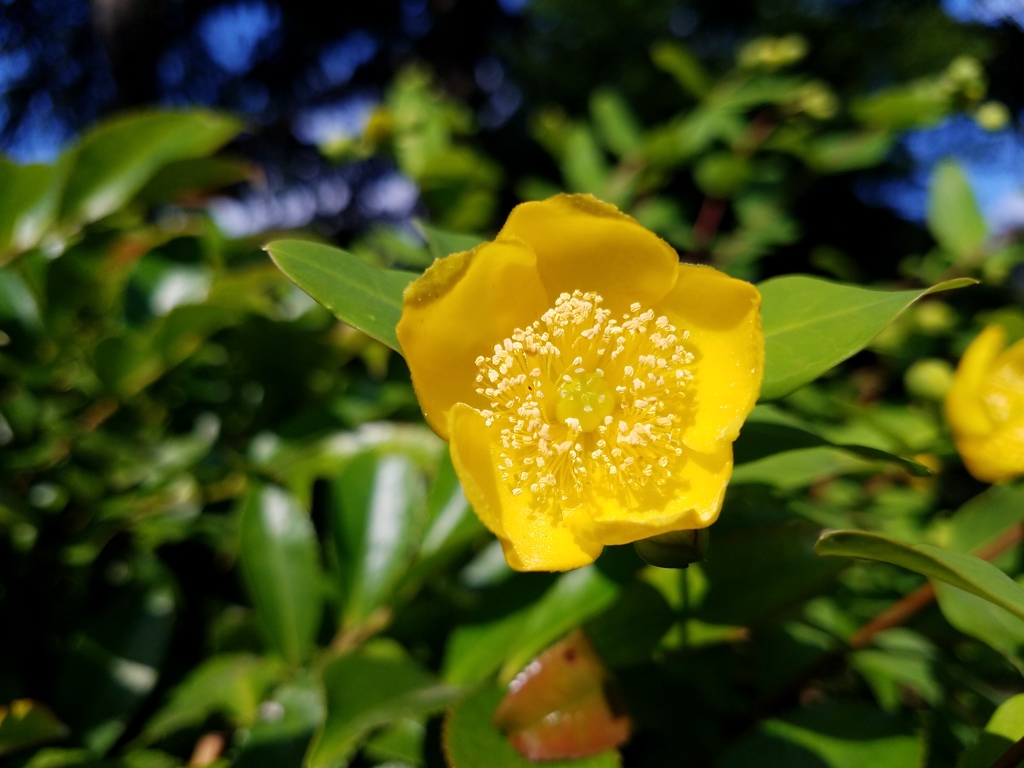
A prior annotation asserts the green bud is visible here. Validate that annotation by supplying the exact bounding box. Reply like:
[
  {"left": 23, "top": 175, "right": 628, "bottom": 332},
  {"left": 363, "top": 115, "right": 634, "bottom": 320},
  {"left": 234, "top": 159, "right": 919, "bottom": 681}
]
[
  {"left": 976, "top": 101, "right": 1011, "bottom": 132},
  {"left": 634, "top": 528, "right": 709, "bottom": 569},
  {"left": 904, "top": 358, "right": 954, "bottom": 400}
]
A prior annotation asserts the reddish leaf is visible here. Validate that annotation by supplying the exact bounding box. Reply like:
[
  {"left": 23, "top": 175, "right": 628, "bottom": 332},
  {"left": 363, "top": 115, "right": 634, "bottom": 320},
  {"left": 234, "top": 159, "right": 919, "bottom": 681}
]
[{"left": 493, "top": 629, "right": 632, "bottom": 761}]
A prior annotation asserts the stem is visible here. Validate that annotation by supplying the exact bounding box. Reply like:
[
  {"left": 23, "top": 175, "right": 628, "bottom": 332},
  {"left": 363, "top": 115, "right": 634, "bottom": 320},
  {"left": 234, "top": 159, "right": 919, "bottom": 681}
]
[
  {"left": 849, "top": 523, "right": 1024, "bottom": 649},
  {"left": 991, "top": 734, "right": 1024, "bottom": 768},
  {"left": 189, "top": 733, "right": 225, "bottom": 766},
  {"left": 692, "top": 197, "right": 725, "bottom": 251}
]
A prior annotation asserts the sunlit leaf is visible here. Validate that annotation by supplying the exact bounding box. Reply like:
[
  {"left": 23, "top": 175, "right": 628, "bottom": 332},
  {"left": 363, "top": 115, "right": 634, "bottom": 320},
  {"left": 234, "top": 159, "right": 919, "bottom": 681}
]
[
  {"left": 759, "top": 275, "right": 976, "bottom": 400},
  {"left": 443, "top": 565, "right": 623, "bottom": 686},
  {"left": 0, "top": 155, "right": 71, "bottom": 261},
  {"left": 138, "top": 654, "right": 282, "bottom": 744},
  {"left": 266, "top": 239, "right": 416, "bottom": 352},
  {"left": 815, "top": 530, "right": 1024, "bottom": 621},
  {"left": 60, "top": 110, "right": 243, "bottom": 227},
  {"left": 329, "top": 450, "right": 428, "bottom": 627},
  {"left": 238, "top": 483, "right": 324, "bottom": 664},
  {"left": 927, "top": 159, "right": 987, "bottom": 257}
]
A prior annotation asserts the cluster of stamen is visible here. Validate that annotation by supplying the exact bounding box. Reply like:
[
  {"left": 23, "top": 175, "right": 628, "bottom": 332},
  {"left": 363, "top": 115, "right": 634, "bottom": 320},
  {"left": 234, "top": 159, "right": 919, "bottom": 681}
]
[{"left": 474, "top": 290, "right": 695, "bottom": 515}]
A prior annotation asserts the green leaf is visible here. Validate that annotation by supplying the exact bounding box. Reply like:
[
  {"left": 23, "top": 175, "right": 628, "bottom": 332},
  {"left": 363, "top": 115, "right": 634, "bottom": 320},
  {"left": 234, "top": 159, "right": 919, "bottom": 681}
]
[
  {"left": 135, "top": 156, "right": 253, "bottom": 205},
  {"left": 928, "top": 483, "right": 1024, "bottom": 554},
  {"left": 443, "top": 685, "right": 621, "bottom": 768},
  {"left": 234, "top": 676, "right": 323, "bottom": 768},
  {"left": 759, "top": 275, "right": 976, "bottom": 400},
  {"left": 589, "top": 89, "right": 642, "bottom": 157},
  {"left": 0, "top": 154, "right": 71, "bottom": 261},
  {"left": 735, "top": 408, "right": 930, "bottom": 475},
  {"left": 138, "top": 654, "right": 282, "bottom": 744},
  {"left": 802, "top": 130, "right": 895, "bottom": 173},
  {"left": 329, "top": 451, "right": 428, "bottom": 627},
  {"left": 59, "top": 110, "right": 243, "bottom": 227},
  {"left": 52, "top": 565, "right": 176, "bottom": 752},
  {"left": 308, "top": 642, "right": 463, "bottom": 768},
  {"left": 718, "top": 702, "right": 923, "bottom": 768},
  {"left": 927, "top": 159, "right": 987, "bottom": 257},
  {"left": 0, "top": 700, "right": 69, "bottom": 757},
  {"left": 562, "top": 125, "right": 610, "bottom": 197},
  {"left": 402, "top": 451, "right": 486, "bottom": 591},
  {"left": 956, "top": 694, "right": 1024, "bottom": 768},
  {"left": 0, "top": 269, "right": 42, "bottom": 329},
  {"left": 419, "top": 222, "right": 484, "bottom": 260},
  {"left": 443, "top": 565, "right": 621, "bottom": 686},
  {"left": 934, "top": 583, "right": 1024, "bottom": 674},
  {"left": 650, "top": 40, "right": 710, "bottom": 98},
  {"left": 499, "top": 566, "right": 622, "bottom": 682},
  {"left": 814, "top": 530, "right": 1024, "bottom": 622},
  {"left": 238, "top": 484, "right": 324, "bottom": 664},
  {"left": 266, "top": 239, "right": 416, "bottom": 352}
]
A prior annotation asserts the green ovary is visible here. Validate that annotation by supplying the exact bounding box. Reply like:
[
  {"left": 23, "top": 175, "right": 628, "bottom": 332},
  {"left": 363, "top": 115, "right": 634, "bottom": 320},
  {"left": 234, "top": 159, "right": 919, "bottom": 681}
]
[{"left": 555, "top": 372, "right": 616, "bottom": 432}]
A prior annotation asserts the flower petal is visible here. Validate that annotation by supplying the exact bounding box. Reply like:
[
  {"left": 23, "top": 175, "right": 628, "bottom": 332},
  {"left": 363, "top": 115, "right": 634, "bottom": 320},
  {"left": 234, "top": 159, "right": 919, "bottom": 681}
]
[
  {"left": 497, "top": 194, "right": 680, "bottom": 314},
  {"left": 397, "top": 239, "right": 549, "bottom": 439},
  {"left": 945, "top": 325, "right": 1006, "bottom": 438},
  {"left": 448, "top": 403, "right": 604, "bottom": 571},
  {"left": 582, "top": 445, "right": 733, "bottom": 545},
  {"left": 955, "top": 420, "right": 1024, "bottom": 484},
  {"left": 659, "top": 264, "right": 763, "bottom": 454}
]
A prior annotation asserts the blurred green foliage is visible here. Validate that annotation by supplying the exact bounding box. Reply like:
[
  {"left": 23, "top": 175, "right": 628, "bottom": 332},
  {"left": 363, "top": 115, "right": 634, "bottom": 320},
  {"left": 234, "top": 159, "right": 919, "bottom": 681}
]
[{"left": 4, "top": 4, "right": 1024, "bottom": 768}]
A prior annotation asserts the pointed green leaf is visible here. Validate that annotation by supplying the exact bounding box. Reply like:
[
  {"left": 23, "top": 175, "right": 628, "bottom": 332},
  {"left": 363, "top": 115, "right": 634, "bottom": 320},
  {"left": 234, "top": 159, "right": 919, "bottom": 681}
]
[
  {"left": 0, "top": 154, "right": 72, "bottom": 261},
  {"left": 815, "top": 530, "right": 1024, "bottom": 621},
  {"left": 0, "top": 700, "right": 69, "bottom": 757},
  {"left": 590, "top": 89, "right": 643, "bottom": 157},
  {"left": 138, "top": 654, "right": 282, "bottom": 744},
  {"left": 927, "top": 159, "right": 986, "bottom": 257},
  {"left": 956, "top": 694, "right": 1024, "bottom": 768},
  {"left": 308, "top": 642, "right": 462, "bottom": 768},
  {"left": 238, "top": 484, "right": 324, "bottom": 664},
  {"left": 934, "top": 583, "right": 1024, "bottom": 675},
  {"left": 719, "top": 702, "right": 923, "bottom": 768},
  {"left": 442, "top": 565, "right": 622, "bottom": 686},
  {"left": 266, "top": 239, "right": 416, "bottom": 352},
  {"left": 329, "top": 451, "right": 428, "bottom": 626},
  {"left": 60, "top": 110, "right": 243, "bottom": 227},
  {"left": 736, "top": 408, "right": 930, "bottom": 475},
  {"left": 759, "top": 275, "right": 976, "bottom": 400}
]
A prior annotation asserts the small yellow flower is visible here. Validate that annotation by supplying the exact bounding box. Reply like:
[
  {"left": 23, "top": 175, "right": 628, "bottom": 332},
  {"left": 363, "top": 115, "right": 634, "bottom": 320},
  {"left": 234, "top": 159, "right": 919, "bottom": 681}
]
[
  {"left": 397, "top": 194, "right": 763, "bottom": 571},
  {"left": 946, "top": 325, "right": 1024, "bottom": 483}
]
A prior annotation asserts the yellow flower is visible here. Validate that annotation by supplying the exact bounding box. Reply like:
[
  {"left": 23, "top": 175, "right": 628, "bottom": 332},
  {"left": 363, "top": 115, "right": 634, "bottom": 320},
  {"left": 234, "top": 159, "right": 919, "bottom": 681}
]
[
  {"left": 946, "top": 324, "right": 1024, "bottom": 483},
  {"left": 397, "top": 194, "right": 763, "bottom": 571}
]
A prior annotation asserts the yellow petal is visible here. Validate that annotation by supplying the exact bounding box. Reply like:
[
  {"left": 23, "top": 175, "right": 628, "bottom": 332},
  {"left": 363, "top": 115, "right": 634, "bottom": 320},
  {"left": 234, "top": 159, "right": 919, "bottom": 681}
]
[
  {"left": 497, "top": 194, "right": 680, "bottom": 314},
  {"left": 945, "top": 325, "right": 1006, "bottom": 438},
  {"left": 397, "top": 239, "right": 549, "bottom": 439},
  {"left": 659, "top": 264, "right": 763, "bottom": 454},
  {"left": 448, "top": 403, "right": 604, "bottom": 572},
  {"left": 582, "top": 445, "right": 733, "bottom": 545},
  {"left": 955, "top": 420, "right": 1024, "bottom": 484}
]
